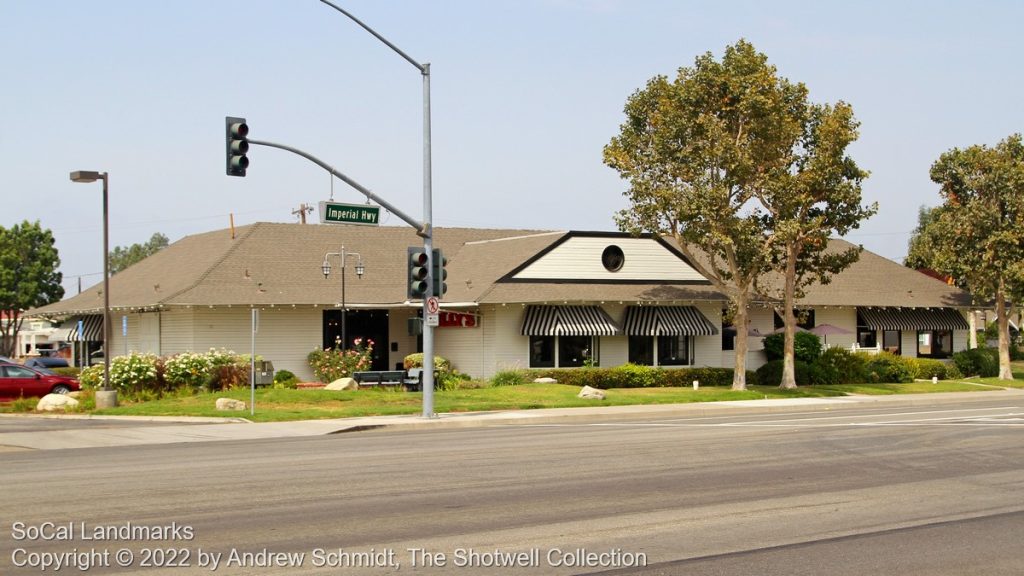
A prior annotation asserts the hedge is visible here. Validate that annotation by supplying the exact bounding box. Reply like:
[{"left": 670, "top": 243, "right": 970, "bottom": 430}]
[{"left": 529, "top": 365, "right": 752, "bottom": 389}]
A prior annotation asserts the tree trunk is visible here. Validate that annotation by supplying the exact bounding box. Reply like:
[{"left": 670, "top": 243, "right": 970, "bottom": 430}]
[
  {"left": 996, "top": 278, "right": 1013, "bottom": 381},
  {"left": 969, "top": 310, "right": 978, "bottom": 349},
  {"left": 732, "top": 295, "right": 749, "bottom": 391},
  {"left": 780, "top": 248, "right": 798, "bottom": 389}
]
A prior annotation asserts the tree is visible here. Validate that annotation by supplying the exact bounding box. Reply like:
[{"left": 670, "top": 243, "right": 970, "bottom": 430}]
[
  {"left": 0, "top": 221, "right": 64, "bottom": 357},
  {"left": 904, "top": 205, "right": 946, "bottom": 272},
  {"left": 928, "top": 134, "right": 1024, "bottom": 380},
  {"left": 109, "top": 232, "right": 169, "bottom": 275},
  {"left": 761, "top": 101, "right": 875, "bottom": 389},
  {"left": 604, "top": 40, "right": 806, "bottom": 390}
]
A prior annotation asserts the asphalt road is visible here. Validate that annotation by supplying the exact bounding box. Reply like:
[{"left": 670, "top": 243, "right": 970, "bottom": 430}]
[{"left": 2, "top": 400, "right": 1022, "bottom": 575}]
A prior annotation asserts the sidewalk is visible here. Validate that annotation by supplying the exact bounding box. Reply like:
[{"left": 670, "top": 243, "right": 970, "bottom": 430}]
[{"left": 2, "top": 389, "right": 1022, "bottom": 451}]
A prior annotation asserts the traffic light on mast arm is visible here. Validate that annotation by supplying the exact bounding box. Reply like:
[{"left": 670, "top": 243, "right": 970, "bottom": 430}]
[
  {"left": 225, "top": 116, "right": 249, "bottom": 177},
  {"left": 432, "top": 248, "right": 448, "bottom": 297},
  {"left": 408, "top": 247, "right": 429, "bottom": 299}
]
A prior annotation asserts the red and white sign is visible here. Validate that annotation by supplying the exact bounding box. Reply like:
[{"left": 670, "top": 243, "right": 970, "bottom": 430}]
[
  {"left": 440, "top": 312, "right": 478, "bottom": 328},
  {"left": 426, "top": 297, "right": 440, "bottom": 315}
]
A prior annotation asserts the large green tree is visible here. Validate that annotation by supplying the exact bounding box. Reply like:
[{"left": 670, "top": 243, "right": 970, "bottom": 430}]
[
  {"left": 109, "top": 232, "right": 169, "bottom": 274},
  {"left": 604, "top": 40, "right": 807, "bottom": 390},
  {"left": 761, "top": 101, "right": 875, "bottom": 389},
  {"left": 904, "top": 205, "right": 946, "bottom": 272},
  {"left": 0, "top": 221, "right": 64, "bottom": 357},
  {"left": 928, "top": 134, "right": 1024, "bottom": 380}
]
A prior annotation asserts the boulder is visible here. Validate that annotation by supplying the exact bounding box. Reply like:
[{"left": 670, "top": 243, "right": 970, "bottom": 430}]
[
  {"left": 325, "top": 377, "right": 358, "bottom": 391},
  {"left": 36, "top": 394, "right": 80, "bottom": 412},
  {"left": 533, "top": 377, "right": 558, "bottom": 384},
  {"left": 67, "top": 391, "right": 83, "bottom": 399},
  {"left": 578, "top": 386, "right": 606, "bottom": 400},
  {"left": 215, "top": 398, "right": 247, "bottom": 411}
]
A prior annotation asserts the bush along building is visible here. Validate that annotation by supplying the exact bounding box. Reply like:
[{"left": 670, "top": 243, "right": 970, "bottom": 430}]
[{"left": 30, "top": 223, "right": 972, "bottom": 382}]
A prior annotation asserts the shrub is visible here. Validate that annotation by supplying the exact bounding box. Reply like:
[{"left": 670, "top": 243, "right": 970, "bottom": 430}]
[
  {"left": 437, "top": 370, "right": 469, "bottom": 392},
  {"left": 608, "top": 363, "right": 658, "bottom": 388},
  {"left": 952, "top": 347, "right": 999, "bottom": 377},
  {"left": 308, "top": 339, "right": 375, "bottom": 382},
  {"left": 762, "top": 332, "right": 823, "bottom": 363},
  {"left": 862, "top": 352, "right": 915, "bottom": 383},
  {"left": 403, "top": 353, "right": 452, "bottom": 372},
  {"left": 812, "top": 347, "right": 867, "bottom": 385},
  {"left": 754, "top": 360, "right": 815, "bottom": 386},
  {"left": 273, "top": 369, "right": 298, "bottom": 389},
  {"left": 78, "top": 364, "right": 104, "bottom": 390},
  {"left": 108, "top": 352, "right": 160, "bottom": 395},
  {"left": 164, "top": 352, "right": 214, "bottom": 390},
  {"left": 908, "top": 358, "right": 961, "bottom": 380},
  {"left": 654, "top": 367, "right": 738, "bottom": 387},
  {"left": 492, "top": 369, "right": 529, "bottom": 387}
]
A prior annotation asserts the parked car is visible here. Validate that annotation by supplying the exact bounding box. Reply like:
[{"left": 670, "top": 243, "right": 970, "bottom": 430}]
[
  {"left": 0, "top": 363, "right": 80, "bottom": 400},
  {"left": 24, "top": 356, "right": 70, "bottom": 370}
]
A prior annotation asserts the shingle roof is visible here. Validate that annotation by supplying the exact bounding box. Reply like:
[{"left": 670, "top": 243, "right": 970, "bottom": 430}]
[
  {"left": 768, "top": 239, "right": 973, "bottom": 308},
  {"left": 30, "top": 223, "right": 549, "bottom": 316}
]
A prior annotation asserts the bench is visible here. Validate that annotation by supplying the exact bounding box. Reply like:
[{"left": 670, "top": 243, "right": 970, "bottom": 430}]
[
  {"left": 351, "top": 369, "right": 441, "bottom": 392},
  {"left": 352, "top": 370, "right": 407, "bottom": 388}
]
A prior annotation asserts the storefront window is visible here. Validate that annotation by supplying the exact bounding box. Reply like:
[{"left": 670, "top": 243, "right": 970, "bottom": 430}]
[
  {"left": 856, "top": 312, "right": 877, "bottom": 348},
  {"left": 658, "top": 335, "right": 692, "bottom": 366},
  {"left": 918, "top": 330, "right": 952, "bottom": 358},
  {"left": 559, "top": 335, "right": 594, "bottom": 368},
  {"left": 628, "top": 336, "right": 654, "bottom": 365},
  {"left": 883, "top": 330, "right": 901, "bottom": 354},
  {"left": 529, "top": 336, "right": 555, "bottom": 368}
]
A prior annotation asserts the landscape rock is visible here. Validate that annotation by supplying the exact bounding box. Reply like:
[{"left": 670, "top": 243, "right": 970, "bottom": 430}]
[
  {"left": 36, "top": 394, "right": 80, "bottom": 412},
  {"left": 325, "top": 377, "right": 358, "bottom": 391},
  {"left": 215, "top": 398, "right": 247, "bottom": 411},
  {"left": 578, "top": 386, "right": 606, "bottom": 400},
  {"left": 533, "top": 377, "right": 558, "bottom": 384},
  {"left": 67, "top": 391, "right": 83, "bottom": 399}
]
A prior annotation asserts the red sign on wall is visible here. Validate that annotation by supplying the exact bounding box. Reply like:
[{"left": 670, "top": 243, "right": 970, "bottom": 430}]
[{"left": 439, "top": 312, "right": 478, "bottom": 328}]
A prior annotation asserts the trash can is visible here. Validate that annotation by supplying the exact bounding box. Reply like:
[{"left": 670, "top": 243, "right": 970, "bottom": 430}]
[{"left": 254, "top": 361, "right": 275, "bottom": 386}]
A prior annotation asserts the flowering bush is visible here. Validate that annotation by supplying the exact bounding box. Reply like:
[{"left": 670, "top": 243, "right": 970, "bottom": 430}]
[
  {"left": 78, "top": 364, "right": 104, "bottom": 390},
  {"left": 109, "top": 352, "right": 160, "bottom": 394},
  {"left": 307, "top": 338, "right": 375, "bottom": 383},
  {"left": 164, "top": 352, "right": 214, "bottom": 390}
]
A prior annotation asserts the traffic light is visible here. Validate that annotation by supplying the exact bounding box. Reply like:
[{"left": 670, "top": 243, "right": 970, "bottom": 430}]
[
  {"left": 432, "top": 248, "right": 448, "bottom": 297},
  {"left": 407, "top": 247, "right": 429, "bottom": 299},
  {"left": 225, "top": 116, "right": 249, "bottom": 177}
]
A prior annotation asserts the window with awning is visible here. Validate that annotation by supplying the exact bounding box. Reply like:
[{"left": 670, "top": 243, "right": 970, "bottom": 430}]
[
  {"left": 622, "top": 306, "right": 718, "bottom": 336},
  {"left": 857, "top": 308, "right": 968, "bottom": 331},
  {"left": 520, "top": 305, "right": 621, "bottom": 336},
  {"left": 62, "top": 316, "right": 104, "bottom": 342}
]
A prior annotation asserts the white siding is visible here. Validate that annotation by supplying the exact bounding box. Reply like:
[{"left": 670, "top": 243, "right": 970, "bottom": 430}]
[
  {"left": 161, "top": 309, "right": 195, "bottom": 353},
  {"left": 814, "top": 307, "right": 857, "bottom": 350},
  {"left": 434, "top": 309, "right": 487, "bottom": 377},
  {"left": 388, "top": 308, "right": 419, "bottom": 371},
  {"left": 723, "top": 306, "right": 774, "bottom": 370},
  {"left": 491, "top": 305, "right": 531, "bottom": 377},
  {"left": 513, "top": 237, "right": 705, "bottom": 281},
  {"left": 693, "top": 303, "right": 724, "bottom": 367}
]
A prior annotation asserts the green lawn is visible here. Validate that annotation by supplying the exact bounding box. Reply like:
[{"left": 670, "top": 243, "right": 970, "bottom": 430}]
[
  {"left": 817, "top": 381, "right": 998, "bottom": 395},
  {"left": 87, "top": 383, "right": 847, "bottom": 422}
]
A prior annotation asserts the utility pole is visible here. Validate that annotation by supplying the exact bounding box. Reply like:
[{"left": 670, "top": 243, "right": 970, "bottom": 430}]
[{"left": 292, "top": 203, "right": 314, "bottom": 224}]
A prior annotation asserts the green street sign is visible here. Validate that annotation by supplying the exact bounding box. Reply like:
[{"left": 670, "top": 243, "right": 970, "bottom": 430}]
[{"left": 318, "top": 201, "right": 381, "bottom": 226}]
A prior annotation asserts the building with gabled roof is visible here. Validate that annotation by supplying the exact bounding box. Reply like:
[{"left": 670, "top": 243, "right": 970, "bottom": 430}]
[{"left": 30, "top": 223, "right": 974, "bottom": 380}]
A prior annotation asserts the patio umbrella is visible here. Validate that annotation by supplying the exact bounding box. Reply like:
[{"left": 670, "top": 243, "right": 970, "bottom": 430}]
[
  {"left": 808, "top": 323, "right": 853, "bottom": 346},
  {"left": 769, "top": 326, "right": 809, "bottom": 335}
]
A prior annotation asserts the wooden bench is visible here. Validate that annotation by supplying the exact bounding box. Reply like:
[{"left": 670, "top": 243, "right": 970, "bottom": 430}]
[{"left": 402, "top": 368, "right": 440, "bottom": 392}]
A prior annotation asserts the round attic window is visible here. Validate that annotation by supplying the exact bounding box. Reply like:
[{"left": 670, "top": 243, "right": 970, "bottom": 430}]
[{"left": 602, "top": 245, "right": 625, "bottom": 272}]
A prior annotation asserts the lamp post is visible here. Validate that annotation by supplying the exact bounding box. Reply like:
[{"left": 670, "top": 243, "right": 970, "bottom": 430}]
[
  {"left": 69, "top": 170, "right": 116, "bottom": 408},
  {"left": 319, "top": 0, "right": 437, "bottom": 418},
  {"left": 322, "top": 246, "right": 365, "bottom": 353}
]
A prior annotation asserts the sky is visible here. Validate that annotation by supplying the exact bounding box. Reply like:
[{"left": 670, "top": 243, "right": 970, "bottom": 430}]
[{"left": 3, "top": 0, "right": 1023, "bottom": 296}]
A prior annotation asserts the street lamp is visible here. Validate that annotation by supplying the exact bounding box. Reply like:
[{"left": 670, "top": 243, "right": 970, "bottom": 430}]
[
  {"left": 320, "top": 0, "right": 437, "bottom": 418},
  {"left": 69, "top": 170, "right": 115, "bottom": 408},
  {"left": 322, "top": 246, "right": 364, "bottom": 353}
]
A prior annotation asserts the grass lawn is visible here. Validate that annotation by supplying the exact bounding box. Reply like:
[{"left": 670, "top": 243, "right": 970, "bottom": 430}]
[
  {"left": 817, "top": 381, "right": 999, "bottom": 395},
  {"left": 86, "top": 383, "right": 848, "bottom": 422}
]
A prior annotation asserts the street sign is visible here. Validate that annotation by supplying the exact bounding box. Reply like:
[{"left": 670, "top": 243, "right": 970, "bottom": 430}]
[
  {"left": 319, "top": 201, "right": 381, "bottom": 226},
  {"left": 426, "top": 296, "right": 440, "bottom": 315},
  {"left": 425, "top": 314, "right": 440, "bottom": 327}
]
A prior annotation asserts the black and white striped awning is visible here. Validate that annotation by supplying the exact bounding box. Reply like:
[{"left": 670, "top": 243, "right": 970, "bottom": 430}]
[
  {"left": 623, "top": 306, "right": 719, "bottom": 336},
  {"left": 857, "top": 308, "right": 969, "bottom": 331},
  {"left": 63, "top": 316, "right": 104, "bottom": 342},
  {"left": 521, "top": 306, "right": 622, "bottom": 336}
]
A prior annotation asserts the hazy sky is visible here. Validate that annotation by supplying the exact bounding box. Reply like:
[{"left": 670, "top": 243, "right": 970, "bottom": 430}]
[{"left": 3, "top": 0, "right": 1022, "bottom": 295}]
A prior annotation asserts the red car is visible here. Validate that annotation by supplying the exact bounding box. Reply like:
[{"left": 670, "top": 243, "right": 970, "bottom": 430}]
[{"left": 0, "top": 363, "right": 80, "bottom": 400}]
